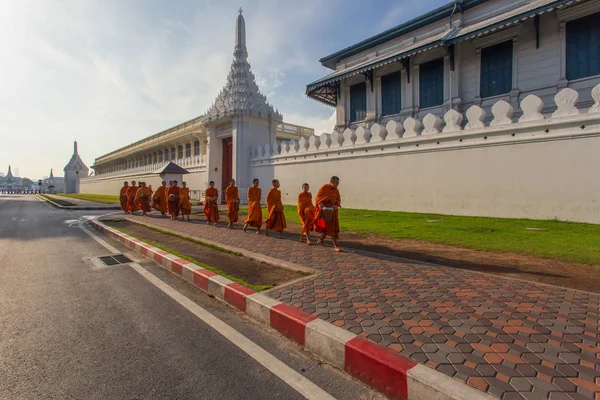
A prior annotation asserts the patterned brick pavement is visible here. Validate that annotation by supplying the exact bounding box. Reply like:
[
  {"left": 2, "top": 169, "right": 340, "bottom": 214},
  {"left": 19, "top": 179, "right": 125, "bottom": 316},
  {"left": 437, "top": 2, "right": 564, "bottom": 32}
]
[{"left": 119, "top": 214, "right": 600, "bottom": 399}]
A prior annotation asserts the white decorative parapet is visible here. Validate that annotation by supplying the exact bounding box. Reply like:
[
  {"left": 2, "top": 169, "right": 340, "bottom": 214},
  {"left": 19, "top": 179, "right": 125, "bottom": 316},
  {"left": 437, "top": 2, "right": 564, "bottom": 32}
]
[{"left": 250, "top": 85, "right": 600, "bottom": 162}]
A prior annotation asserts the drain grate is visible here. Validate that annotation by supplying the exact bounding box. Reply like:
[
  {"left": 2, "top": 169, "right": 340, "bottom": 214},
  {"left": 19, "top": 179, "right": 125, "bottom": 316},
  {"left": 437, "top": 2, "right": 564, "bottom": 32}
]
[{"left": 98, "top": 254, "right": 132, "bottom": 266}]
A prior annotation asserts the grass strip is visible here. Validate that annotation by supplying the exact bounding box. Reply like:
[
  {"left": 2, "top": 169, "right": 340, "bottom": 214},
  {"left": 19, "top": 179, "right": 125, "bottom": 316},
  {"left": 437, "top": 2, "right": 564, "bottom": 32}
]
[
  {"left": 103, "top": 221, "right": 271, "bottom": 292},
  {"left": 123, "top": 221, "right": 243, "bottom": 256},
  {"left": 40, "top": 194, "right": 76, "bottom": 207},
  {"left": 58, "top": 193, "right": 120, "bottom": 204},
  {"left": 266, "top": 205, "right": 600, "bottom": 266}
]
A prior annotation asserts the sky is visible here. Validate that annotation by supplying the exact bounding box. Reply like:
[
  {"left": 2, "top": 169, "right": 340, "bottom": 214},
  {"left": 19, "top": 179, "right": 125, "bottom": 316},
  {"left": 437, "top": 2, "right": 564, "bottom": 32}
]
[{"left": 0, "top": 0, "right": 450, "bottom": 179}]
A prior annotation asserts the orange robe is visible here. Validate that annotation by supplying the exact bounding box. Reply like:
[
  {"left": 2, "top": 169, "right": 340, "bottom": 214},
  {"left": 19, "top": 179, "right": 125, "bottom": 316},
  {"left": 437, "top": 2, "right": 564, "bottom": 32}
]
[
  {"left": 135, "top": 187, "right": 152, "bottom": 212},
  {"left": 127, "top": 185, "right": 138, "bottom": 212},
  {"left": 225, "top": 185, "right": 240, "bottom": 222},
  {"left": 167, "top": 186, "right": 180, "bottom": 216},
  {"left": 119, "top": 186, "right": 129, "bottom": 211},
  {"left": 297, "top": 191, "right": 315, "bottom": 235},
  {"left": 266, "top": 188, "right": 286, "bottom": 232},
  {"left": 244, "top": 186, "right": 262, "bottom": 228},
  {"left": 179, "top": 187, "right": 192, "bottom": 215},
  {"left": 153, "top": 186, "right": 168, "bottom": 214},
  {"left": 313, "top": 184, "right": 341, "bottom": 240},
  {"left": 203, "top": 187, "right": 219, "bottom": 222}
]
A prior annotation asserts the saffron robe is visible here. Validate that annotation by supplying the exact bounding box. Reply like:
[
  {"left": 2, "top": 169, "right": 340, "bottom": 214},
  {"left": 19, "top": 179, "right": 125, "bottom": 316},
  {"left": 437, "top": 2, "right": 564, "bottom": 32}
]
[
  {"left": 134, "top": 187, "right": 152, "bottom": 212},
  {"left": 225, "top": 185, "right": 240, "bottom": 223},
  {"left": 266, "top": 188, "right": 286, "bottom": 232},
  {"left": 119, "top": 186, "right": 129, "bottom": 211},
  {"left": 179, "top": 187, "right": 192, "bottom": 215},
  {"left": 167, "top": 186, "right": 180, "bottom": 216},
  {"left": 152, "top": 186, "right": 168, "bottom": 214},
  {"left": 203, "top": 187, "right": 219, "bottom": 222},
  {"left": 126, "top": 185, "right": 138, "bottom": 212},
  {"left": 297, "top": 191, "right": 314, "bottom": 235},
  {"left": 313, "top": 184, "right": 341, "bottom": 240},
  {"left": 244, "top": 186, "right": 262, "bottom": 228}
]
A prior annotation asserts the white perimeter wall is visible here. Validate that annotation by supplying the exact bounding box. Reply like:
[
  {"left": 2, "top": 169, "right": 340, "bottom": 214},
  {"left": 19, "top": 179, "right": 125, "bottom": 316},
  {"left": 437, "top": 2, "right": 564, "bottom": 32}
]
[
  {"left": 80, "top": 170, "right": 207, "bottom": 197},
  {"left": 249, "top": 86, "right": 600, "bottom": 224},
  {"left": 251, "top": 136, "right": 600, "bottom": 223}
]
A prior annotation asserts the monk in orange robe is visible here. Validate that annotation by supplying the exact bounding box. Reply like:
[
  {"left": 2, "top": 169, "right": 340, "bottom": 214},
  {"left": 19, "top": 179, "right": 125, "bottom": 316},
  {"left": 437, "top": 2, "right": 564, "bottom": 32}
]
[
  {"left": 297, "top": 183, "right": 315, "bottom": 245},
  {"left": 265, "top": 179, "right": 286, "bottom": 237},
  {"left": 313, "top": 176, "right": 342, "bottom": 252},
  {"left": 225, "top": 179, "right": 240, "bottom": 229},
  {"left": 243, "top": 178, "right": 262, "bottom": 234},
  {"left": 179, "top": 182, "right": 192, "bottom": 221},
  {"left": 119, "top": 181, "right": 129, "bottom": 213},
  {"left": 153, "top": 181, "right": 168, "bottom": 216},
  {"left": 127, "top": 180, "right": 138, "bottom": 214},
  {"left": 167, "top": 181, "right": 180, "bottom": 220},
  {"left": 203, "top": 181, "right": 219, "bottom": 225},
  {"left": 134, "top": 182, "right": 152, "bottom": 216}
]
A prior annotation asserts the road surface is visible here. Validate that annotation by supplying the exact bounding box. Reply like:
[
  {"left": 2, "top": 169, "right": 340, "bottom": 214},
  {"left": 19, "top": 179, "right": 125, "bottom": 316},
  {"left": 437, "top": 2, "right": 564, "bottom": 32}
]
[{"left": 0, "top": 195, "right": 382, "bottom": 400}]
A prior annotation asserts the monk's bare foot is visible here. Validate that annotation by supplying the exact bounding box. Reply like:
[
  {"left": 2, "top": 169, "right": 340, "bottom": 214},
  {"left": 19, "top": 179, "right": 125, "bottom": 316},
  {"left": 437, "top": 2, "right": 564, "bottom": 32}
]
[
  {"left": 334, "top": 247, "right": 343, "bottom": 252},
  {"left": 243, "top": 224, "right": 248, "bottom": 232},
  {"left": 256, "top": 229, "right": 261, "bottom": 235},
  {"left": 306, "top": 240, "right": 312, "bottom": 245}
]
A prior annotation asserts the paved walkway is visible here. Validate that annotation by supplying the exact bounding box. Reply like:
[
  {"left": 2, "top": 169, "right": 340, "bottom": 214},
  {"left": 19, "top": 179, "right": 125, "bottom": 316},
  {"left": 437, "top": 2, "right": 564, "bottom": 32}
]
[{"left": 118, "top": 213, "right": 600, "bottom": 399}]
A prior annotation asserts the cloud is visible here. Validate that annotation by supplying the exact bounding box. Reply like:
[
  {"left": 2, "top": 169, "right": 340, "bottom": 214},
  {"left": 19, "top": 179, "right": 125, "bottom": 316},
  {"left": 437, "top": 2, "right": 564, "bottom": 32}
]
[
  {"left": 284, "top": 111, "right": 337, "bottom": 136},
  {"left": 4, "top": 0, "right": 442, "bottom": 178}
]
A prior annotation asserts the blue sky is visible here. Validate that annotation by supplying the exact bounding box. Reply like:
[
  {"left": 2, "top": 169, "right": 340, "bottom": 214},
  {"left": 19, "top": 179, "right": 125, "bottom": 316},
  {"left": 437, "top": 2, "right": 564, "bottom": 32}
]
[{"left": 0, "top": 0, "right": 450, "bottom": 179}]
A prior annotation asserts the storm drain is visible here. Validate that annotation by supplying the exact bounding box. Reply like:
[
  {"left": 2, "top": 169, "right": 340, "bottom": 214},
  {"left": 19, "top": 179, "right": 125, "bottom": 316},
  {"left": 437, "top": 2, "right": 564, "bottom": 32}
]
[{"left": 98, "top": 254, "right": 132, "bottom": 266}]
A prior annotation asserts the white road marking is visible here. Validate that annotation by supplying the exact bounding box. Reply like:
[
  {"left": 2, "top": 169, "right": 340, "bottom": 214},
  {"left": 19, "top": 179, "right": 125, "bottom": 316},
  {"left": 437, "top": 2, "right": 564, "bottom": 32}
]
[
  {"left": 78, "top": 220, "right": 337, "bottom": 400},
  {"left": 79, "top": 222, "right": 121, "bottom": 254}
]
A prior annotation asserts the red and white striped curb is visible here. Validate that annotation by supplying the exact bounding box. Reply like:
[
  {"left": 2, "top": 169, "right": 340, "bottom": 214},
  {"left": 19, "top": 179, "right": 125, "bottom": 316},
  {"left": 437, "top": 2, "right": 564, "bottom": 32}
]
[{"left": 91, "top": 219, "right": 495, "bottom": 400}]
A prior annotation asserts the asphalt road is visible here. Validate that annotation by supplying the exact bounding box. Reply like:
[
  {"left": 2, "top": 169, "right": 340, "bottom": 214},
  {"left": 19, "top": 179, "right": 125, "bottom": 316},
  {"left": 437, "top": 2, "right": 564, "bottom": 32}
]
[{"left": 0, "top": 195, "right": 382, "bottom": 400}]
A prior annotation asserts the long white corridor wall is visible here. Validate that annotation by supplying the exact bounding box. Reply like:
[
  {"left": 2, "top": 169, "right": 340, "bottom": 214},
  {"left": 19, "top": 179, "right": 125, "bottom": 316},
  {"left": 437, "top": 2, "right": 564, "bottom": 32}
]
[{"left": 249, "top": 86, "right": 600, "bottom": 223}]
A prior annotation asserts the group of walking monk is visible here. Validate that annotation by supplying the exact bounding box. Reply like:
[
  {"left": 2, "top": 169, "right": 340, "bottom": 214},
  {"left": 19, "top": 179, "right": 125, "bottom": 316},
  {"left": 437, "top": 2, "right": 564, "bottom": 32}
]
[
  {"left": 119, "top": 176, "right": 342, "bottom": 252},
  {"left": 119, "top": 180, "right": 192, "bottom": 221}
]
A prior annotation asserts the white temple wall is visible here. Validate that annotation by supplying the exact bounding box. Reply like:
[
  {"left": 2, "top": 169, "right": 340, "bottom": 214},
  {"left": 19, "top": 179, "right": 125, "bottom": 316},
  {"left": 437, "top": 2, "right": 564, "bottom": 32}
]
[
  {"left": 250, "top": 86, "right": 600, "bottom": 224},
  {"left": 250, "top": 137, "right": 600, "bottom": 223},
  {"left": 80, "top": 170, "right": 207, "bottom": 197}
]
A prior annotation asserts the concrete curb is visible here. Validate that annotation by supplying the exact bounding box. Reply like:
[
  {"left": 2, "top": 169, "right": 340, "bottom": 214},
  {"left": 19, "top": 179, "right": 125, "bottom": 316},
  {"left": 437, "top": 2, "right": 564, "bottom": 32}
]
[
  {"left": 37, "top": 195, "right": 121, "bottom": 210},
  {"left": 91, "top": 219, "right": 496, "bottom": 400}
]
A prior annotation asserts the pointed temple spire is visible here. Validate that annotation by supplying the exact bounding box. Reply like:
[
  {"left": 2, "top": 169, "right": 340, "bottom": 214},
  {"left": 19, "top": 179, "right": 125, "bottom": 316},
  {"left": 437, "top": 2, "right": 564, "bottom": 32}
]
[
  {"left": 74, "top": 141, "right": 78, "bottom": 155},
  {"left": 6, "top": 165, "right": 13, "bottom": 179},
  {"left": 234, "top": 7, "right": 247, "bottom": 61},
  {"left": 203, "top": 10, "right": 282, "bottom": 123},
  {"left": 50, "top": 168, "right": 54, "bottom": 178}
]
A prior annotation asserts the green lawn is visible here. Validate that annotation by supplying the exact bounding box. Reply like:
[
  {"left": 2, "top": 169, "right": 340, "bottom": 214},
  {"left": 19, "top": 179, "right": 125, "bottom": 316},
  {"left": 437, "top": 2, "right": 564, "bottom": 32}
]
[
  {"left": 271, "top": 205, "right": 600, "bottom": 266},
  {"left": 58, "top": 193, "right": 120, "bottom": 204}
]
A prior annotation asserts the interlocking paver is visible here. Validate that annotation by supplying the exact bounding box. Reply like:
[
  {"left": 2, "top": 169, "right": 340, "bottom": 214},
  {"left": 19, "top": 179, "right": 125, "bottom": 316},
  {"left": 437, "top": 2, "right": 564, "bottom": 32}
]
[{"left": 119, "top": 214, "right": 600, "bottom": 399}]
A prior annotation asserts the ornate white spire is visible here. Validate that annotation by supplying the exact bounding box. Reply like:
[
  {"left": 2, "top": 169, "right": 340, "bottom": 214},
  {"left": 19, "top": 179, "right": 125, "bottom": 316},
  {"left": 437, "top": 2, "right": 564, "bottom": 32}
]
[{"left": 203, "top": 10, "right": 282, "bottom": 123}]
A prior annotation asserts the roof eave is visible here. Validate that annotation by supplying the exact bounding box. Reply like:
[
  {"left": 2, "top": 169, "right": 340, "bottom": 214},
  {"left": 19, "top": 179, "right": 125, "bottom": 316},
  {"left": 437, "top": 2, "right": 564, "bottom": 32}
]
[{"left": 319, "top": 0, "right": 490, "bottom": 69}]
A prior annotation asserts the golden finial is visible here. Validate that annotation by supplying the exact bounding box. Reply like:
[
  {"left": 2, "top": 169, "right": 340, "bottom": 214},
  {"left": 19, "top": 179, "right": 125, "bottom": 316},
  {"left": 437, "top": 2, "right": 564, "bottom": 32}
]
[{"left": 239, "top": 7, "right": 243, "bottom": 14}]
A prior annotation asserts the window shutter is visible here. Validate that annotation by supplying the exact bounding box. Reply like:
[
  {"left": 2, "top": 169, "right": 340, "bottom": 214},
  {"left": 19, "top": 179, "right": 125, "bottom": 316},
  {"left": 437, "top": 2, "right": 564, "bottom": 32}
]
[
  {"left": 350, "top": 82, "right": 367, "bottom": 122},
  {"left": 419, "top": 59, "right": 444, "bottom": 108},
  {"left": 480, "top": 40, "right": 513, "bottom": 98},
  {"left": 381, "top": 72, "right": 402, "bottom": 116},
  {"left": 567, "top": 12, "right": 600, "bottom": 80}
]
